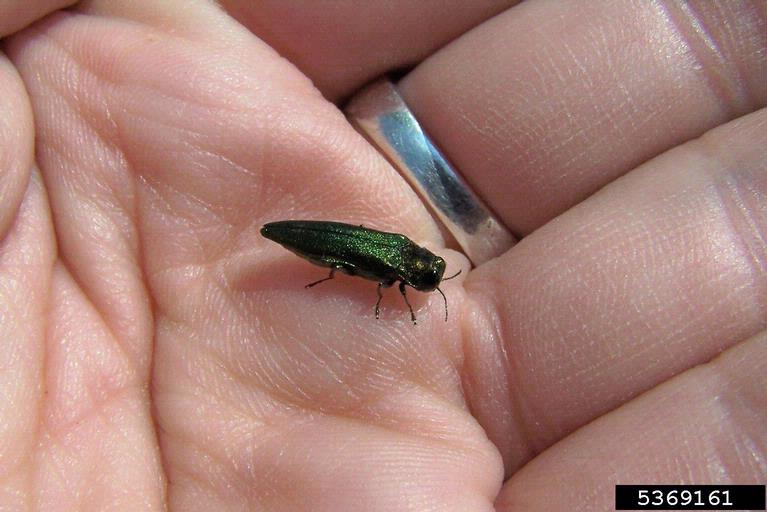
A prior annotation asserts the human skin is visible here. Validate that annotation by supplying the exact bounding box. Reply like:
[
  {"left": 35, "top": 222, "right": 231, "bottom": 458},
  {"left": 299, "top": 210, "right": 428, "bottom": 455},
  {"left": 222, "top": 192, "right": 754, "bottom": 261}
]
[{"left": 0, "top": 1, "right": 765, "bottom": 510}]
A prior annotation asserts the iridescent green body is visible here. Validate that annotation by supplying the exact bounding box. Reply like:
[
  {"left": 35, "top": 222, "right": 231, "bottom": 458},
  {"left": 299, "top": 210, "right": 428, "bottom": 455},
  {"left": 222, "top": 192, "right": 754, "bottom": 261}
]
[{"left": 260, "top": 220, "right": 458, "bottom": 324}]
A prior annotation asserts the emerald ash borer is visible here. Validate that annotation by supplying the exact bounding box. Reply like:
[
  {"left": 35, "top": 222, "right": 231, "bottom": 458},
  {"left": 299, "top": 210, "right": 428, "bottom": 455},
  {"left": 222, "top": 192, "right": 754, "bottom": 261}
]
[{"left": 260, "top": 220, "right": 461, "bottom": 325}]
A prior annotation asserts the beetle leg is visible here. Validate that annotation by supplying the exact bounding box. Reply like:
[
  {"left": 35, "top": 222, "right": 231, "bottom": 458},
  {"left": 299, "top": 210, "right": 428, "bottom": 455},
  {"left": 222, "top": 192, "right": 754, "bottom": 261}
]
[
  {"left": 398, "top": 282, "right": 417, "bottom": 325},
  {"left": 305, "top": 267, "right": 338, "bottom": 288},
  {"left": 374, "top": 279, "right": 395, "bottom": 320},
  {"left": 375, "top": 282, "right": 384, "bottom": 319}
]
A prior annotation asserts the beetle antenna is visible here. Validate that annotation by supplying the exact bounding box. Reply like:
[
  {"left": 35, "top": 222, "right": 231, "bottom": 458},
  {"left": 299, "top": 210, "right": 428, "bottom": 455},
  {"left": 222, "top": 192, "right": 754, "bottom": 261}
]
[
  {"left": 443, "top": 269, "right": 462, "bottom": 281},
  {"left": 436, "top": 286, "right": 449, "bottom": 322}
]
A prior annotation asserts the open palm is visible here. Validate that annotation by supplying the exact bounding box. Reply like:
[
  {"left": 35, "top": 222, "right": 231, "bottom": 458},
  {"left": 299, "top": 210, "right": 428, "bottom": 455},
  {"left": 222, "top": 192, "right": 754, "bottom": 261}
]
[{"left": 1, "top": 1, "right": 765, "bottom": 510}]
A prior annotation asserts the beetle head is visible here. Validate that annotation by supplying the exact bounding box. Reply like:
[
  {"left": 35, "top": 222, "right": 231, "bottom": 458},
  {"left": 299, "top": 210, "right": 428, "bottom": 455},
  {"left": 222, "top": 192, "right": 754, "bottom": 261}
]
[{"left": 403, "top": 246, "right": 446, "bottom": 291}]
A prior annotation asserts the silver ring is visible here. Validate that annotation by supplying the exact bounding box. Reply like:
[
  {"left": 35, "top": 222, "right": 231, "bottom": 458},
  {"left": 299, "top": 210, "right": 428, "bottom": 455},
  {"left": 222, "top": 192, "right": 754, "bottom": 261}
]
[{"left": 345, "top": 78, "right": 515, "bottom": 265}]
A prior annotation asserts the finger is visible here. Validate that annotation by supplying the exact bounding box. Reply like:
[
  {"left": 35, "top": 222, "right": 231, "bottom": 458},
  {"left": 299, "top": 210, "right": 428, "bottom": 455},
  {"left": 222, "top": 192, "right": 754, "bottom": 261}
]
[
  {"left": 8, "top": 14, "right": 167, "bottom": 510},
  {"left": 462, "top": 108, "right": 767, "bottom": 473},
  {"left": 0, "top": 78, "right": 52, "bottom": 507},
  {"left": 496, "top": 330, "right": 767, "bottom": 511},
  {"left": 0, "top": 60, "right": 41, "bottom": 505},
  {"left": 217, "top": 0, "right": 518, "bottom": 99},
  {"left": 0, "top": 56, "right": 39, "bottom": 496},
  {"left": 0, "top": 0, "right": 75, "bottom": 36},
  {"left": 399, "top": 1, "right": 767, "bottom": 234},
  {"left": 0, "top": 54, "right": 32, "bottom": 239},
  {"left": 7, "top": 18, "right": 155, "bottom": 367}
]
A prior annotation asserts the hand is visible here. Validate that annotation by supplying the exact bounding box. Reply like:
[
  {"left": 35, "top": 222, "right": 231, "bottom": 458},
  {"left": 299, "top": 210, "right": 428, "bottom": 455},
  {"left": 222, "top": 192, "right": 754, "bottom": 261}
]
[{"left": 1, "top": 1, "right": 765, "bottom": 510}]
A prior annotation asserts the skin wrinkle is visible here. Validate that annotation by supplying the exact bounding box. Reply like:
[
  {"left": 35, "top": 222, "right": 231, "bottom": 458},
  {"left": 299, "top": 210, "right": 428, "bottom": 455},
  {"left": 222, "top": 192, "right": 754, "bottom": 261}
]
[
  {"left": 0, "top": 177, "right": 27, "bottom": 248},
  {"left": 0, "top": 90, "right": 32, "bottom": 243},
  {"left": 50, "top": 218, "right": 140, "bottom": 370},
  {"left": 693, "top": 120, "right": 767, "bottom": 315},
  {"left": 711, "top": 402, "right": 755, "bottom": 481},
  {"left": 491, "top": 303, "right": 542, "bottom": 460},
  {"left": 707, "top": 344, "right": 767, "bottom": 480},
  {"left": 102, "top": 41, "right": 292, "bottom": 204},
  {"left": 157, "top": 322, "right": 275, "bottom": 427},
  {"left": 43, "top": 14, "right": 239, "bottom": 110},
  {"left": 43, "top": 268, "right": 139, "bottom": 437},
  {"left": 712, "top": 175, "right": 767, "bottom": 317},
  {"left": 216, "top": 414, "right": 489, "bottom": 508},
  {"left": 147, "top": 322, "right": 169, "bottom": 511},
  {"left": 33, "top": 434, "right": 70, "bottom": 509},
  {"left": 140, "top": 183, "right": 218, "bottom": 270},
  {"left": 38, "top": 397, "right": 139, "bottom": 506},
  {"left": 41, "top": 73, "right": 132, "bottom": 225},
  {"left": 659, "top": 0, "right": 750, "bottom": 117},
  {"left": 208, "top": 305, "right": 370, "bottom": 415},
  {"left": 118, "top": 100, "right": 254, "bottom": 208},
  {"left": 249, "top": 341, "right": 443, "bottom": 429},
  {"left": 163, "top": 428, "right": 248, "bottom": 504},
  {"left": 465, "top": 287, "right": 540, "bottom": 464},
  {"left": 28, "top": 45, "right": 153, "bottom": 377},
  {"left": 7, "top": 176, "right": 50, "bottom": 512}
]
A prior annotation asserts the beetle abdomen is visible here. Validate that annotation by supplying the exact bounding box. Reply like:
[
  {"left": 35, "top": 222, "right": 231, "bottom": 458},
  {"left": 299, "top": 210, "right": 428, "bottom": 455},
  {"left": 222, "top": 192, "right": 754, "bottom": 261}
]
[{"left": 261, "top": 220, "right": 409, "bottom": 282}]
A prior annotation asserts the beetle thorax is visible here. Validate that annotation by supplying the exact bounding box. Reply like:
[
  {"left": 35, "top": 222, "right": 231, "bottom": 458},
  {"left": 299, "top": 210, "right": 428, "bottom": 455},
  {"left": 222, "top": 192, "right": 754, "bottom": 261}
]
[{"left": 401, "top": 245, "right": 446, "bottom": 291}]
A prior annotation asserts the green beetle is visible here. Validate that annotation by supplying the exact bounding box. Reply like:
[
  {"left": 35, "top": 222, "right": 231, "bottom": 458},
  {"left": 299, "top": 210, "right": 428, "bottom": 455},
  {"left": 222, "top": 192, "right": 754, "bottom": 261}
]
[{"left": 260, "top": 220, "right": 460, "bottom": 324}]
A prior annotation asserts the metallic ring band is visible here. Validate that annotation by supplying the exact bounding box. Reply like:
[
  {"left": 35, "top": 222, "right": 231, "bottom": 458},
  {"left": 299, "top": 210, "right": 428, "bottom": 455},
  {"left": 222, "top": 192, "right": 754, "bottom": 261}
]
[{"left": 345, "top": 78, "right": 515, "bottom": 265}]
